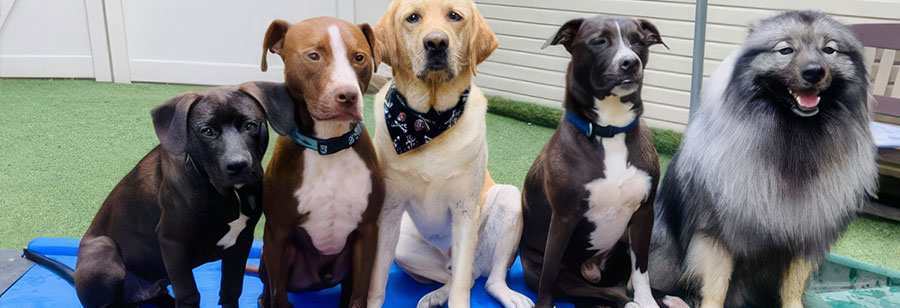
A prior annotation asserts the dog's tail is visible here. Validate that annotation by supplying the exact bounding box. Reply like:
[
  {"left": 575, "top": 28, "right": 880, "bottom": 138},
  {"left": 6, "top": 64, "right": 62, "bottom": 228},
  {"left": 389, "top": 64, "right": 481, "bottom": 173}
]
[{"left": 22, "top": 249, "right": 75, "bottom": 285}]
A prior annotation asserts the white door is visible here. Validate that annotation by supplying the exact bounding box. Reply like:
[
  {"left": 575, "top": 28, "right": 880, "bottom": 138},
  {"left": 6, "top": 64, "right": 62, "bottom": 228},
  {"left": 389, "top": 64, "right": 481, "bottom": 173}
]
[
  {"left": 0, "top": 0, "right": 109, "bottom": 80},
  {"left": 121, "top": 0, "right": 353, "bottom": 86}
]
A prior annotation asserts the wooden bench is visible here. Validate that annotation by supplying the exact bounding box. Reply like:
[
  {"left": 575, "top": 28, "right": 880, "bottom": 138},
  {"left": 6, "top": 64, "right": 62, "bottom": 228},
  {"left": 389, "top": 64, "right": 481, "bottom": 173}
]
[{"left": 849, "top": 23, "right": 900, "bottom": 220}]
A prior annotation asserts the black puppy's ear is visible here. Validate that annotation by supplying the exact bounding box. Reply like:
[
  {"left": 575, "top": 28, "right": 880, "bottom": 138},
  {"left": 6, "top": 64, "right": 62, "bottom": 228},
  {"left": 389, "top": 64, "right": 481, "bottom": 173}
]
[
  {"left": 358, "top": 23, "right": 379, "bottom": 73},
  {"left": 637, "top": 19, "right": 668, "bottom": 50},
  {"left": 239, "top": 81, "right": 295, "bottom": 136},
  {"left": 542, "top": 18, "right": 584, "bottom": 51},
  {"left": 261, "top": 19, "right": 291, "bottom": 72},
  {"left": 151, "top": 92, "right": 203, "bottom": 156}
]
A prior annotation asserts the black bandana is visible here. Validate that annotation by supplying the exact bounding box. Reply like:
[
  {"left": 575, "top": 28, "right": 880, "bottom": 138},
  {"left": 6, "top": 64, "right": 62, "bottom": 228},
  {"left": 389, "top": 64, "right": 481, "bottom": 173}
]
[{"left": 384, "top": 83, "right": 469, "bottom": 154}]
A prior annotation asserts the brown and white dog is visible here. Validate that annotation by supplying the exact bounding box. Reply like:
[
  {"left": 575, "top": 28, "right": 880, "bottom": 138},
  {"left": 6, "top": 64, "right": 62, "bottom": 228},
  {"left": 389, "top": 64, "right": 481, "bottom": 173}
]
[
  {"left": 254, "top": 17, "right": 385, "bottom": 308},
  {"left": 367, "top": 1, "right": 533, "bottom": 308},
  {"left": 520, "top": 16, "right": 684, "bottom": 308}
]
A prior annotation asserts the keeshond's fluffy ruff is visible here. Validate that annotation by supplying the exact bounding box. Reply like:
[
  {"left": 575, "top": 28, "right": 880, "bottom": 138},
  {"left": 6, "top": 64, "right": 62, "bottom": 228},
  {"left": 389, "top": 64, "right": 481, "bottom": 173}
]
[{"left": 649, "top": 11, "right": 878, "bottom": 307}]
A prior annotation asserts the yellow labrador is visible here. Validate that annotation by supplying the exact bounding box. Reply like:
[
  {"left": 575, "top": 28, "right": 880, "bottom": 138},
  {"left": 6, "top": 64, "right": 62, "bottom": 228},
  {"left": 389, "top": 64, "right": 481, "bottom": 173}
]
[{"left": 367, "top": 1, "right": 533, "bottom": 307}]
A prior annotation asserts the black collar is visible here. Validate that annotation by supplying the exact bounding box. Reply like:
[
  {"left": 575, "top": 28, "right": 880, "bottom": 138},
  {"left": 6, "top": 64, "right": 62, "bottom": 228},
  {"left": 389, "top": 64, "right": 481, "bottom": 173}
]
[
  {"left": 289, "top": 123, "right": 363, "bottom": 155},
  {"left": 565, "top": 111, "right": 639, "bottom": 139},
  {"left": 384, "top": 83, "right": 469, "bottom": 154}
]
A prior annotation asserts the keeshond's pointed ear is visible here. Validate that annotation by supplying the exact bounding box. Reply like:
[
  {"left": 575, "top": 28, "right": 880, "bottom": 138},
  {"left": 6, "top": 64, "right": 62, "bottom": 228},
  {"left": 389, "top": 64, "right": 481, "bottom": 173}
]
[
  {"left": 637, "top": 19, "right": 669, "bottom": 50},
  {"left": 543, "top": 18, "right": 583, "bottom": 51}
]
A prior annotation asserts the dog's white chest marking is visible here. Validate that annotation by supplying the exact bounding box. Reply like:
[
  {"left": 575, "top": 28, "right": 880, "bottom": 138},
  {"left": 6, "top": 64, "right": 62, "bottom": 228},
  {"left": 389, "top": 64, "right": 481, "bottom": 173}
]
[
  {"left": 295, "top": 147, "right": 372, "bottom": 255},
  {"left": 217, "top": 214, "right": 249, "bottom": 250},
  {"left": 584, "top": 96, "right": 651, "bottom": 252}
]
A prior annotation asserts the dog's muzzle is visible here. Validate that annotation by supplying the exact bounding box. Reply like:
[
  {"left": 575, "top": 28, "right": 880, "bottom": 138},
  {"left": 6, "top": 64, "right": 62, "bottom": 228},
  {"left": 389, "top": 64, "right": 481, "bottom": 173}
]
[{"left": 423, "top": 31, "right": 450, "bottom": 71}]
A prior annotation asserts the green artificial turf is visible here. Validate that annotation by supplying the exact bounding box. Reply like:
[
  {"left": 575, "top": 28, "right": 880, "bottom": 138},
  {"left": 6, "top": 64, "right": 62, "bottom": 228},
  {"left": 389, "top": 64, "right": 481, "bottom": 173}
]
[{"left": 1, "top": 78, "right": 898, "bottom": 272}]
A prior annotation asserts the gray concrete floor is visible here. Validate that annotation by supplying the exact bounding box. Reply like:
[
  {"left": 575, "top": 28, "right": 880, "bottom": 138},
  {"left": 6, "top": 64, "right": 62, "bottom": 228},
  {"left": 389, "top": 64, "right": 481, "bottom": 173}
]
[{"left": 0, "top": 249, "right": 33, "bottom": 296}]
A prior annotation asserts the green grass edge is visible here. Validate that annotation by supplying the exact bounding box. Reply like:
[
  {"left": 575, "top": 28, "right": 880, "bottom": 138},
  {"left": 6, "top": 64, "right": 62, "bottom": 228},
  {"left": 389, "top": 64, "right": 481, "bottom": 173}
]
[{"left": 486, "top": 96, "right": 683, "bottom": 156}]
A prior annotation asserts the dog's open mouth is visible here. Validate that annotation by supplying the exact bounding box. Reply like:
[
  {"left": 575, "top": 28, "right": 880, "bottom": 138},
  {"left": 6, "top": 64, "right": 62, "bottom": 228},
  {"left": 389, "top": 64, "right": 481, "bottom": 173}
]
[{"left": 789, "top": 89, "right": 820, "bottom": 117}]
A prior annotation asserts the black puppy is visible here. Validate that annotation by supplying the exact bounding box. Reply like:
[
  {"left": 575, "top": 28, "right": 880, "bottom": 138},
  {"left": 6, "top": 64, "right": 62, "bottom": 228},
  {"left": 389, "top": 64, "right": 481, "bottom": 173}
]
[
  {"left": 520, "top": 16, "right": 683, "bottom": 308},
  {"left": 24, "top": 82, "right": 293, "bottom": 308}
]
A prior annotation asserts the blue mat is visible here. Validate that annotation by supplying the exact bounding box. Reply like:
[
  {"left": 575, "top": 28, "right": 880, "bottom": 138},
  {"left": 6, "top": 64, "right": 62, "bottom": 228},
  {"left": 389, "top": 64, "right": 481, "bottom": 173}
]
[{"left": 0, "top": 238, "right": 574, "bottom": 308}]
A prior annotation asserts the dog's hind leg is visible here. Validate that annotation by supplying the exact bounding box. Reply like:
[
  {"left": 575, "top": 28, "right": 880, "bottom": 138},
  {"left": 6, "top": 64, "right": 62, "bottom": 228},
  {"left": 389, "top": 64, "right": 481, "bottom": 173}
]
[
  {"left": 417, "top": 283, "right": 452, "bottom": 308},
  {"left": 780, "top": 258, "right": 814, "bottom": 308},
  {"left": 483, "top": 184, "right": 535, "bottom": 308},
  {"left": 683, "top": 235, "right": 733, "bottom": 308},
  {"left": 74, "top": 236, "right": 127, "bottom": 308},
  {"left": 395, "top": 212, "right": 451, "bottom": 284}
]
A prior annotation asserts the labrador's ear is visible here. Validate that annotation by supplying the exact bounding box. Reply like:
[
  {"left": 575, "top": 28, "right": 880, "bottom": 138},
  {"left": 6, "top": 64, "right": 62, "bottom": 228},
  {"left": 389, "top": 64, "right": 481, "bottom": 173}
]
[
  {"left": 358, "top": 23, "right": 380, "bottom": 73},
  {"left": 239, "top": 81, "right": 296, "bottom": 136},
  {"left": 543, "top": 18, "right": 584, "bottom": 52},
  {"left": 468, "top": 6, "right": 498, "bottom": 77},
  {"left": 151, "top": 92, "right": 203, "bottom": 156},
  {"left": 373, "top": 1, "right": 398, "bottom": 67},
  {"left": 637, "top": 19, "right": 668, "bottom": 49},
  {"left": 261, "top": 19, "right": 291, "bottom": 72}
]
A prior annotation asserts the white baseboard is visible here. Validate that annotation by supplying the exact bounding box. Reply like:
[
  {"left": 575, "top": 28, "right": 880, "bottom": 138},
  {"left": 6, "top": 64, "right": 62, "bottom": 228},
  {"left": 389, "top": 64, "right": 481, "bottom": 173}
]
[
  {"left": 0, "top": 55, "right": 94, "bottom": 78},
  {"left": 129, "top": 59, "right": 286, "bottom": 86}
]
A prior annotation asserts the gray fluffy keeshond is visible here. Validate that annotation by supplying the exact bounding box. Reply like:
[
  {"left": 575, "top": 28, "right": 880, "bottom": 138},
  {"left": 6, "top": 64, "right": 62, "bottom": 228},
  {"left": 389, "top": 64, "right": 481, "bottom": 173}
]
[{"left": 649, "top": 11, "right": 878, "bottom": 308}]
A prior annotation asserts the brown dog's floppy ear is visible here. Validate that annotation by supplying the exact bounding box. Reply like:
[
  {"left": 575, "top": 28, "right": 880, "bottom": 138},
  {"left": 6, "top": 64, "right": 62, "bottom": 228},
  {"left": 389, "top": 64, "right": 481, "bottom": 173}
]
[
  {"left": 151, "top": 92, "right": 203, "bottom": 156},
  {"left": 358, "top": 23, "right": 380, "bottom": 73},
  {"left": 261, "top": 19, "right": 291, "bottom": 72},
  {"left": 637, "top": 19, "right": 669, "bottom": 50},
  {"left": 239, "top": 81, "right": 296, "bottom": 136},
  {"left": 468, "top": 7, "right": 498, "bottom": 77},
  {"left": 543, "top": 18, "right": 583, "bottom": 51},
  {"left": 373, "top": 2, "right": 398, "bottom": 67}
]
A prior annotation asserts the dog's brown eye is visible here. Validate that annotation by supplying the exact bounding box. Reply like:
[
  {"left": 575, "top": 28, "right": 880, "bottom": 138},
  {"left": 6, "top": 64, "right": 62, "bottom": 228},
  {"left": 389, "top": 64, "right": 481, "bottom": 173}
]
[
  {"left": 448, "top": 11, "right": 462, "bottom": 22},
  {"left": 630, "top": 36, "right": 641, "bottom": 45},
  {"left": 355, "top": 53, "right": 365, "bottom": 62},
  {"left": 779, "top": 47, "right": 794, "bottom": 55},
  {"left": 590, "top": 38, "right": 607, "bottom": 46},
  {"left": 308, "top": 52, "right": 320, "bottom": 61},
  {"left": 823, "top": 47, "right": 836, "bottom": 54},
  {"left": 406, "top": 13, "right": 420, "bottom": 23},
  {"left": 244, "top": 122, "right": 259, "bottom": 132},
  {"left": 200, "top": 127, "right": 217, "bottom": 137}
]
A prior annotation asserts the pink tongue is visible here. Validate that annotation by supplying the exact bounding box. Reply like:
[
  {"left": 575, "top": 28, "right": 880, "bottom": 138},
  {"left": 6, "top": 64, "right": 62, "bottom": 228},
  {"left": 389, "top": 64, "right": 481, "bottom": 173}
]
[{"left": 798, "top": 94, "right": 818, "bottom": 108}]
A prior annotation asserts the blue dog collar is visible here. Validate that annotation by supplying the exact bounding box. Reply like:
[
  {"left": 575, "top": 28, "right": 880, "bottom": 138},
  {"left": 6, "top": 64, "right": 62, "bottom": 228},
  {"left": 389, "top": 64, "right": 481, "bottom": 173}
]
[
  {"left": 289, "top": 123, "right": 363, "bottom": 155},
  {"left": 565, "top": 111, "right": 639, "bottom": 139}
]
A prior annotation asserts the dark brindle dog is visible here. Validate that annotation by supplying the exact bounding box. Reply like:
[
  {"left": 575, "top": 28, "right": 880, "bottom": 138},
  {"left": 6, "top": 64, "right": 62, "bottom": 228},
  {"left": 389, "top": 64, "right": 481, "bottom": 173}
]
[
  {"left": 24, "top": 82, "right": 292, "bottom": 308},
  {"left": 520, "top": 16, "right": 686, "bottom": 308}
]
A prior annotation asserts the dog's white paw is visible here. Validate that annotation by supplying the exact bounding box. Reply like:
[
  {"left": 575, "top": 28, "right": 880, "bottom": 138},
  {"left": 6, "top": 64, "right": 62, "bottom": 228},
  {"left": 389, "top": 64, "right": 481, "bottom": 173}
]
[
  {"left": 633, "top": 294, "right": 660, "bottom": 308},
  {"left": 417, "top": 288, "right": 450, "bottom": 308},
  {"left": 783, "top": 300, "right": 803, "bottom": 308},
  {"left": 580, "top": 261, "right": 603, "bottom": 283},
  {"left": 625, "top": 302, "right": 642, "bottom": 308},
  {"left": 661, "top": 296, "right": 691, "bottom": 308},
  {"left": 495, "top": 289, "right": 535, "bottom": 308}
]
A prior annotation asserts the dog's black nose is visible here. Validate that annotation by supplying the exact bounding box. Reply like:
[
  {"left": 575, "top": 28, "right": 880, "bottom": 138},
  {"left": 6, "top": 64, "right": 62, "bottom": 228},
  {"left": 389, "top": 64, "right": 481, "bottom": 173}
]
[
  {"left": 423, "top": 32, "right": 449, "bottom": 53},
  {"left": 225, "top": 159, "right": 249, "bottom": 175},
  {"left": 620, "top": 57, "right": 638, "bottom": 72},
  {"left": 336, "top": 91, "right": 358, "bottom": 106},
  {"left": 802, "top": 64, "right": 826, "bottom": 83}
]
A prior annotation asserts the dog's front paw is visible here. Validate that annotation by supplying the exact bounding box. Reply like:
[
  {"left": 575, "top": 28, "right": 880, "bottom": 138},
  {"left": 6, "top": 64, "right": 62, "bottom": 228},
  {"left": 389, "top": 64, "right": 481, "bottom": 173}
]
[
  {"left": 634, "top": 297, "right": 661, "bottom": 308},
  {"left": 500, "top": 291, "right": 535, "bottom": 308},
  {"left": 580, "top": 261, "right": 603, "bottom": 283},
  {"left": 625, "top": 303, "right": 642, "bottom": 308},
  {"left": 487, "top": 283, "right": 534, "bottom": 308},
  {"left": 783, "top": 300, "right": 803, "bottom": 308},
  {"left": 661, "top": 296, "right": 691, "bottom": 308}
]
